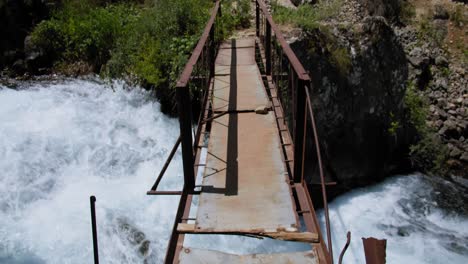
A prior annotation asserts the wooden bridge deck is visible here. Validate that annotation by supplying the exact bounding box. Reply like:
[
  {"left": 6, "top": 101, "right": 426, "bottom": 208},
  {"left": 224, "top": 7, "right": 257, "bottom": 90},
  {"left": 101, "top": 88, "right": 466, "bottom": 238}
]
[{"left": 178, "top": 37, "right": 320, "bottom": 263}]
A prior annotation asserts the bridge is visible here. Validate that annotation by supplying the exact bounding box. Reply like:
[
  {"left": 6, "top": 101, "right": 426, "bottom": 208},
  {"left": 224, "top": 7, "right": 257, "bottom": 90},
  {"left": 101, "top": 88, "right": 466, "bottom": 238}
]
[{"left": 147, "top": 1, "right": 356, "bottom": 263}]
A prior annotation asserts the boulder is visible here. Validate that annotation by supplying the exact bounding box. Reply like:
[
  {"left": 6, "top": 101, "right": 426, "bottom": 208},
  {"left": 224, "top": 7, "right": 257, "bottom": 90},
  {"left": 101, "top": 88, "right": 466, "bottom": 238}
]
[
  {"left": 435, "top": 55, "right": 448, "bottom": 67},
  {"left": 290, "top": 16, "right": 412, "bottom": 188}
]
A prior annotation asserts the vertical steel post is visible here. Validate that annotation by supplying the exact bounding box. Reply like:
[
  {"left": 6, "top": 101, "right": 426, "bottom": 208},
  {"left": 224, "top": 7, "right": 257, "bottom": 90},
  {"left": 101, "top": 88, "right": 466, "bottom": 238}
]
[
  {"left": 293, "top": 78, "right": 306, "bottom": 183},
  {"left": 90, "top": 196, "right": 99, "bottom": 264},
  {"left": 176, "top": 87, "right": 195, "bottom": 191},
  {"left": 209, "top": 25, "right": 215, "bottom": 78},
  {"left": 256, "top": 2, "right": 260, "bottom": 38},
  {"left": 265, "top": 22, "right": 272, "bottom": 75}
]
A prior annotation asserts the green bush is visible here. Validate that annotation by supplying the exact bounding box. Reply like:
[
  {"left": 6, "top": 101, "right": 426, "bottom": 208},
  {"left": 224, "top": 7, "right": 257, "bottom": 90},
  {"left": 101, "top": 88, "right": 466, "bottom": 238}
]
[
  {"left": 31, "top": 1, "right": 139, "bottom": 69},
  {"left": 272, "top": 0, "right": 343, "bottom": 31},
  {"left": 417, "top": 14, "right": 445, "bottom": 46},
  {"left": 30, "top": 0, "right": 253, "bottom": 108},
  {"left": 450, "top": 5, "right": 467, "bottom": 28},
  {"left": 404, "top": 81, "right": 428, "bottom": 133},
  {"left": 399, "top": 1, "right": 416, "bottom": 25},
  {"left": 404, "top": 81, "right": 448, "bottom": 173},
  {"left": 31, "top": 0, "right": 214, "bottom": 86}
]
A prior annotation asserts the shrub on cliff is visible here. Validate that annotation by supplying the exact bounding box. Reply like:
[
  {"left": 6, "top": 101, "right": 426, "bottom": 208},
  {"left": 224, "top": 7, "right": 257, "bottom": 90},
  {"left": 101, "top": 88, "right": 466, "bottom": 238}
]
[
  {"left": 31, "top": 0, "right": 139, "bottom": 70},
  {"left": 404, "top": 81, "right": 449, "bottom": 174},
  {"left": 30, "top": 0, "right": 250, "bottom": 113}
]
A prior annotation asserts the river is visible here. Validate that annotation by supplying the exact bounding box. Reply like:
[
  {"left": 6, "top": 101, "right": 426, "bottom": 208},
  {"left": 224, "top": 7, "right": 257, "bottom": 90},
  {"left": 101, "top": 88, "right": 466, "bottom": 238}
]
[{"left": 0, "top": 78, "right": 466, "bottom": 263}]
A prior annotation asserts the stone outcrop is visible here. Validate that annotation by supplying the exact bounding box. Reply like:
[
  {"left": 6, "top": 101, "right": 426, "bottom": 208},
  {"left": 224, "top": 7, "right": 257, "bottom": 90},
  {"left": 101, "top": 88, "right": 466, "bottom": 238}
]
[
  {"left": 0, "top": 0, "right": 54, "bottom": 71},
  {"left": 290, "top": 15, "right": 413, "bottom": 189},
  {"left": 285, "top": 0, "right": 467, "bottom": 192},
  {"left": 395, "top": 2, "right": 468, "bottom": 177}
]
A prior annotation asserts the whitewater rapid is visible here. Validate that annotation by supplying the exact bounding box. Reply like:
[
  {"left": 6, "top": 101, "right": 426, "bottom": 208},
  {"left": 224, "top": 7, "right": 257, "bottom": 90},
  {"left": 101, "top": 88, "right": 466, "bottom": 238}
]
[
  {"left": 1, "top": 78, "right": 467, "bottom": 263},
  {"left": 319, "top": 174, "right": 468, "bottom": 264},
  {"left": 0, "top": 79, "right": 184, "bottom": 263}
]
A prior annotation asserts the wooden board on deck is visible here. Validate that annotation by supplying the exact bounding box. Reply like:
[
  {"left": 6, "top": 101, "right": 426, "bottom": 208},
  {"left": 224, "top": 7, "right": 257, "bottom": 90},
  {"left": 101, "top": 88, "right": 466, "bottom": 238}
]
[{"left": 178, "top": 248, "right": 319, "bottom": 264}]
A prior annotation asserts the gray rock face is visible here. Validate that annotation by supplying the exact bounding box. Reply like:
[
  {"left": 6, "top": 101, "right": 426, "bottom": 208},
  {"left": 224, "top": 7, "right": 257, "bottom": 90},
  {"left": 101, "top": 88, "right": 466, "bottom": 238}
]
[
  {"left": 291, "top": 16, "right": 412, "bottom": 188},
  {"left": 359, "top": 0, "right": 401, "bottom": 23},
  {"left": 0, "top": 0, "right": 51, "bottom": 69}
]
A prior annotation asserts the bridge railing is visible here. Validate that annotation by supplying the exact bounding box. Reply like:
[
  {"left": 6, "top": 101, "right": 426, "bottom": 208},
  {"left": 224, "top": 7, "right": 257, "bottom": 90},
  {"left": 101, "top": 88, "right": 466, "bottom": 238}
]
[
  {"left": 255, "top": 0, "right": 333, "bottom": 262},
  {"left": 147, "top": 0, "right": 221, "bottom": 196}
]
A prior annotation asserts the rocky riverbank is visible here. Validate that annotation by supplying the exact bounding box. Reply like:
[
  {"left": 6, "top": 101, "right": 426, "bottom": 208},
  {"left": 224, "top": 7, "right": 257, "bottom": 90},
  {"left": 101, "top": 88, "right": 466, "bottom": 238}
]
[{"left": 274, "top": 0, "right": 467, "bottom": 191}]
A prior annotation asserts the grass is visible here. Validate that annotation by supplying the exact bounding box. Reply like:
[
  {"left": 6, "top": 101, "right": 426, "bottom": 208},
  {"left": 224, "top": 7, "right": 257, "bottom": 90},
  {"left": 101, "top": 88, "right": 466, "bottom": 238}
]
[
  {"left": 271, "top": 0, "right": 350, "bottom": 75},
  {"left": 450, "top": 5, "right": 467, "bottom": 28},
  {"left": 272, "top": 0, "right": 343, "bottom": 31},
  {"left": 417, "top": 13, "right": 446, "bottom": 46}
]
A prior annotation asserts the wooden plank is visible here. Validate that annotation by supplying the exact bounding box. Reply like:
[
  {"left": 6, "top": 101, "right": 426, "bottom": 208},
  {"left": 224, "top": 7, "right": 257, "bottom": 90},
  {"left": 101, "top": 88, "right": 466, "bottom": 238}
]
[
  {"left": 177, "top": 222, "right": 319, "bottom": 243},
  {"left": 177, "top": 223, "right": 196, "bottom": 233},
  {"left": 179, "top": 248, "right": 319, "bottom": 264}
]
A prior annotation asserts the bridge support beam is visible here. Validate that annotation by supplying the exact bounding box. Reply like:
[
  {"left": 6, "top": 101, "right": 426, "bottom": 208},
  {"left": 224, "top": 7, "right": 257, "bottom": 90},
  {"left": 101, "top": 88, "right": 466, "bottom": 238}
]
[
  {"left": 265, "top": 22, "right": 271, "bottom": 75},
  {"left": 293, "top": 79, "right": 306, "bottom": 183},
  {"left": 256, "top": 3, "right": 260, "bottom": 38},
  {"left": 176, "top": 87, "right": 196, "bottom": 191}
]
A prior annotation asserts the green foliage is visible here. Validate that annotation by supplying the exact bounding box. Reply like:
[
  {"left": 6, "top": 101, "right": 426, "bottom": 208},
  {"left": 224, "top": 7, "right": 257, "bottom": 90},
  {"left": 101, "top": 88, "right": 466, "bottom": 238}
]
[
  {"left": 450, "top": 5, "right": 467, "bottom": 28},
  {"left": 409, "top": 133, "right": 449, "bottom": 174},
  {"left": 399, "top": 1, "right": 416, "bottom": 25},
  {"left": 31, "top": 1, "right": 139, "bottom": 69},
  {"left": 329, "top": 46, "right": 351, "bottom": 75},
  {"left": 404, "top": 81, "right": 448, "bottom": 173},
  {"left": 131, "top": 36, "right": 164, "bottom": 85},
  {"left": 31, "top": 0, "right": 214, "bottom": 88},
  {"left": 404, "top": 81, "right": 428, "bottom": 133},
  {"left": 216, "top": 0, "right": 252, "bottom": 40},
  {"left": 388, "top": 112, "right": 400, "bottom": 136},
  {"left": 463, "top": 49, "right": 468, "bottom": 65},
  {"left": 440, "top": 66, "right": 451, "bottom": 77},
  {"left": 417, "top": 14, "right": 445, "bottom": 46},
  {"left": 272, "top": 0, "right": 343, "bottom": 31}
]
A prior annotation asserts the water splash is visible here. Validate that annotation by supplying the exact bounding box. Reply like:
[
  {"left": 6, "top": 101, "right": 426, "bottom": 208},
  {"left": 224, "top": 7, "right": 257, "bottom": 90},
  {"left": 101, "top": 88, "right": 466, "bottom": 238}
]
[
  {"left": 0, "top": 78, "right": 182, "bottom": 263},
  {"left": 319, "top": 174, "right": 468, "bottom": 264}
]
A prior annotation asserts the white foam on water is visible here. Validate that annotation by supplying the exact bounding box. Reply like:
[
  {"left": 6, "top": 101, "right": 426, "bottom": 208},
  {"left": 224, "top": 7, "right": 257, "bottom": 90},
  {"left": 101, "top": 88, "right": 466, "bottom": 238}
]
[
  {"left": 0, "top": 78, "right": 309, "bottom": 264},
  {"left": 318, "top": 174, "right": 468, "bottom": 264},
  {"left": 2, "top": 79, "right": 466, "bottom": 263},
  {"left": 0, "top": 79, "right": 183, "bottom": 263}
]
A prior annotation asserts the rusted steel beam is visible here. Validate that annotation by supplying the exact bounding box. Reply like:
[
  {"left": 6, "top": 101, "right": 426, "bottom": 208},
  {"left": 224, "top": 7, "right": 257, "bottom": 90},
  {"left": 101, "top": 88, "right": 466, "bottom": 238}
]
[
  {"left": 176, "top": 86, "right": 195, "bottom": 191},
  {"left": 90, "top": 196, "right": 99, "bottom": 264},
  {"left": 255, "top": 0, "right": 310, "bottom": 81},
  {"left": 362, "top": 237, "right": 387, "bottom": 264},
  {"left": 146, "top": 191, "right": 183, "bottom": 196},
  {"left": 338, "top": 232, "right": 351, "bottom": 264},
  {"left": 295, "top": 183, "right": 332, "bottom": 264},
  {"left": 265, "top": 21, "right": 272, "bottom": 75},
  {"left": 148, "top": 136, "right": 181, "bottom": 192},
  {"left": 293, "top": 78, "right": 306, "bottom": 183},
  {"left": 305, "top": 86, "right": 333, "bottom": 262},
  {"left": 256, "top": 2, "right": 260, "bottom": 37},
  {"left": 164, "top": 191, "right": 192, "bottom": 264}
]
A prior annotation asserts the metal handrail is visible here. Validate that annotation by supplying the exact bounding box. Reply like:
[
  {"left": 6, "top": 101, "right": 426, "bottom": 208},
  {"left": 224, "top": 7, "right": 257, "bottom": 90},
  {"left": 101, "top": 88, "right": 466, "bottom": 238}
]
[
  {"left": 175, "top": 0, "right": 220, "bottom": 193},
  {"left": 255, "top": 0, "right": 309, "bottom": 80},
  {"left": 147, "top": 0, "right": 334, "bottom": 262},
  {"left": 255, "top": 0, "right": 333, "bottom": 262}
]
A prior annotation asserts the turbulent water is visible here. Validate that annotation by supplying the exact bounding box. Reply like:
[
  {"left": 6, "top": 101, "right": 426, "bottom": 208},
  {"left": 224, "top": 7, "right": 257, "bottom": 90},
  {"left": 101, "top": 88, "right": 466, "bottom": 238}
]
[
  {"left": 0, "top": 78, "right": 467, "bottom": 263},
  {"left": 0, "top": 78, "right": 184, "bottom": 263},
  {"left": 319, "top": 174, "right": 468, "bottom": 264}
]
